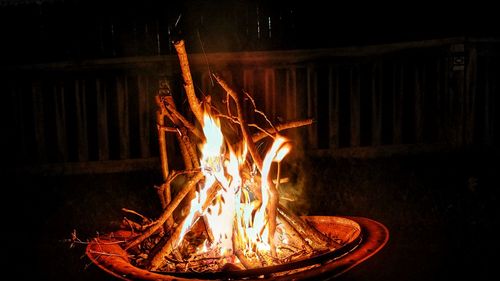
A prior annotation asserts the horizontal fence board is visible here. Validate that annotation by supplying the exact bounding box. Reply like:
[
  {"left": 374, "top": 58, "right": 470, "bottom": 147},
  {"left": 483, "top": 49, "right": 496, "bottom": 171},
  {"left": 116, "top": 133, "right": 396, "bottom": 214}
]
[{"left": 3, "top": 38, "right": 498, "bottom": 174}]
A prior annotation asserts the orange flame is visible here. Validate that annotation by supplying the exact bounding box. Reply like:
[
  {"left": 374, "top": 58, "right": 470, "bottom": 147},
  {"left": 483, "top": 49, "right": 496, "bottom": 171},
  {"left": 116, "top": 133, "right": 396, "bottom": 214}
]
[{"left": 177, "top": 111, "right": 291, "bottom": 261}]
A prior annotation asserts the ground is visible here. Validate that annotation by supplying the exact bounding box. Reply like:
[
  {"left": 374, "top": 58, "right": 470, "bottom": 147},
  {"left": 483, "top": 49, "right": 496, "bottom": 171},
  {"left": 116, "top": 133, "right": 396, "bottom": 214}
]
[{"left": 8, "top": 146, "right": 499, "bottom": 281}]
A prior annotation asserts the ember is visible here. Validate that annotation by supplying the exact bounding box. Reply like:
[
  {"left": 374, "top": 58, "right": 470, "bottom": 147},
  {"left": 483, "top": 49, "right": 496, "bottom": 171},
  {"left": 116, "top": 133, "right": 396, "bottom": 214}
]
[{"left": 85, "top": 39, "right": 388, "bottom": 280}]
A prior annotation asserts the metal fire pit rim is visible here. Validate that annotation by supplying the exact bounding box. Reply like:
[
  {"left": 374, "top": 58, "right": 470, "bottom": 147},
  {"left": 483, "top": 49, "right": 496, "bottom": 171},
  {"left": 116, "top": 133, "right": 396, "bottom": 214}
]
[{"left": 85, "top": 216, "right": 389, "bottom": 281}]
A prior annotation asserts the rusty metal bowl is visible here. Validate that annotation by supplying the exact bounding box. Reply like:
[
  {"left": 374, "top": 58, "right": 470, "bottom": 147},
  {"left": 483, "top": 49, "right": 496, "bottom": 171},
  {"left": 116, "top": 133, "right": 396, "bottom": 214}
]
[{"left": 86, "top": 216, "right": 388, "bottom": 280}]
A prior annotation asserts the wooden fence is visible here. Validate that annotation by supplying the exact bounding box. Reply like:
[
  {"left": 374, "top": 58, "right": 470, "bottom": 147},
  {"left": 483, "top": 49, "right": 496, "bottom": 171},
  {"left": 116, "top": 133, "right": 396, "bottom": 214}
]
[{"left": 3, "top": 37, "right": 498, "bottom": 174}]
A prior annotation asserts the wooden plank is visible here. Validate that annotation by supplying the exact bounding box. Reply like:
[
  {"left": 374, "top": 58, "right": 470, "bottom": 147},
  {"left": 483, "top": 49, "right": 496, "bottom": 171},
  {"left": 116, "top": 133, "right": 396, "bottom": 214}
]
[
  {"left": 452, "top": 44, "right": 466, "bottom": 146},
  {"left": 54, "top": 81, "right": 68, "bottom": 161},
  {"left": 483, "top": 57, "right": 496, "bottom": 145},
  {"left": 393, "top": 64, "right": 403, "bottom": 144},
  {"left": 464, "top": 46, "right": 477, "bottom": 145},
  {"left": 307, "top": 64, "right": 317, "bottom": 148},
  {"left": 442, "top": 57, "right": 451, "bottom": 144},
  {"left": 329, "top": 65, "right": 340, "bottom": 149},
  {"left": 435, "top": 59, "right": 444, "bottom": 142},
  {"left": 274, "top": 68, "right": 285, "bottom": 121},
  {"left": 3, "top": 37, "right": 469, "bottom": 72},
  {"left": 283, "top": 67, "right": 300, "bottom": 145},
  {"left": 264, "top": 68, "right": 276, "bottom": 118},
  {"left": 116, "top": 75, "right": 130, "bottom": 159},
  {"left": 484, "top": 60, "right": 490, "bottom": 145},
  {"left": 221, "top": 69, "right": 233, "bottom": 87},
  {"left": 371, "top": 63, "right": 382, "bottom": 146},
  {"left": 285, "top": 67, "right": 297, "bottom": 120},
  {"left": 96, "top": 78, "right": 110, "bottom": 161},
  {"left": 414, "top": 64, "right": 424, "bottom": 143},
  {"left": 310, "top": 143, "right": 454, "bottom": 159},
  {"left": 75, "top": 79, "right": 89, "bottom": 161},
  {"left": 284, "top": 66, "right": 299, "bottom": 120},
  {"left": 243, "top": 69, "right": 255, "bottom": 92},
  {"left": 12, "top": 82, "right": 27, "bottom": 161},
  {"left": 24, "top": 157, "right": 161, "bottom": 176},
  {"left": 32, "top": 80, "right": 46, "bottom": 162},
  {"left": 137, "top": 75, "right": 151, "bottom": 158},
  {"left": 488, "top": 60, "right": 497, "bottom": 145},
  {"left": 243, "top": 69, "right": 255, "bottom": 122},
  {"left": 350, "top": 65, "right": 361, "bottom": 147}
]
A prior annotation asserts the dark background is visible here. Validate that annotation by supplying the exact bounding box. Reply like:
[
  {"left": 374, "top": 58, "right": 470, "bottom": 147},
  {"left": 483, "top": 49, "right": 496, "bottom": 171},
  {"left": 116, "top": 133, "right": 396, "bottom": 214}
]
[
  {"left": 2, "top": 0, "right": 500, "bottom": 280},
  {"left": 1, "top": 0, "right": 498, "bottom": 64},
  {"left": 10, "top": 149, "right": 499, "bottom": 281}
]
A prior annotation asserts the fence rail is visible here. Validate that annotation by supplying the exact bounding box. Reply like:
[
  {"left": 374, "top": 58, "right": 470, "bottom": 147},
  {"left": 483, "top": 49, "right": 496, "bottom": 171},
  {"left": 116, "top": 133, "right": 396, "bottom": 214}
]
[{"left": 3, "top": 37, "right": 498, "bottom": 174}]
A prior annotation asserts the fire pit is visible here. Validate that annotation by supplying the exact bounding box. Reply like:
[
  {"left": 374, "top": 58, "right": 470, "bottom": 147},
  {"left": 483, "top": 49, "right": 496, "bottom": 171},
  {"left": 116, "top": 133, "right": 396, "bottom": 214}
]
[
  {"left": 83, "top": 39, "right": 388, "bottom": 280},
  {"left": 86, "top": 216, "right": 388, "bottom": 280}
]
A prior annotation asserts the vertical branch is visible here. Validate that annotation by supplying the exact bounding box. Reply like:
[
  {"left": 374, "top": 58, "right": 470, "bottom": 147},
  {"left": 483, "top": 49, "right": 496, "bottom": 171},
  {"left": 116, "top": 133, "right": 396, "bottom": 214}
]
[
  {"left": 156, "top": 77, "right": 202, "bottom": 228},
  {"left": 155, "top": 94, "right": 169, "bottom": 183},
  {"left": 162, "top": 94, "right": 200, "bottom": 216},
  {"left": 155, "top": 90, "right": 174, "bottom": 229},
  {"left": 174, "top": 40, "right": 204, "bottom": 125}
]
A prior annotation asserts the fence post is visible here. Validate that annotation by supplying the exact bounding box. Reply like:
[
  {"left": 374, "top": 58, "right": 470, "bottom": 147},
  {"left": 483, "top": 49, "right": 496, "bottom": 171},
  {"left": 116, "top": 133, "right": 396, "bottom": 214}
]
[{"left": 464, "top": 43, "right": 477, "bottom": 145}]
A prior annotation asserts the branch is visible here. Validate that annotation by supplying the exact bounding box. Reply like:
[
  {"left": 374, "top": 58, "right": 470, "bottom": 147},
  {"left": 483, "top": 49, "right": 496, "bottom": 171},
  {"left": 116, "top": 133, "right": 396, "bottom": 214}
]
[
  {"left": 174, "top": 40, "right": 204, "bottom": 125},
  {"left": 163, "top": 101, "right": 204, "bottom": 141},
  {"left": 252, "top": 118, "right": 314, "bottom": 143},
  {"left": 148, "top": 181, "right": 221, "bottom": 270},
  {"left": 155, "top": 95, "right": 175, "bottom": 229},
  {"left": 125, "top": 172, "right": 204, "bottom": 250},
  {"left": 243, "top": 90, "right": 276, "bottom": 132},
  {"left": 213, "top": 74, "right": 263, "bottom": 171}
]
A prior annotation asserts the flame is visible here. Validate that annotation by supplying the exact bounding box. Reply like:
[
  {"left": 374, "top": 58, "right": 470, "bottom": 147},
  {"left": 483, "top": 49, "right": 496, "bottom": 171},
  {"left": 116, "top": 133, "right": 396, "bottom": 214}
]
[{"left": 176, "top": 111, "right": 292, "bottom": 262}]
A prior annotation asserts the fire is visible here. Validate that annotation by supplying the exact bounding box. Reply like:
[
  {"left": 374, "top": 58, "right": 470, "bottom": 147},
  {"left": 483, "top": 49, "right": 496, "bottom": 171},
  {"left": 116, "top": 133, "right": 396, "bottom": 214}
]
[{"left": 175, "top": 111, "right": 291, "bottom": 264}]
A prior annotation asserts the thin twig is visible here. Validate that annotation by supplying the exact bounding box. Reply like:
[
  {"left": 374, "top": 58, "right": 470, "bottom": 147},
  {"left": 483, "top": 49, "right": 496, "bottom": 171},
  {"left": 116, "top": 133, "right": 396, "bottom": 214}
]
[
  {"left": 121, "top": 208, "right": 151, "bottom": 223},
  {"left": 213, "top": 74, "right": 263, "bottom": 171},
  {"left": 197, "top": 29, "right": 214, "bottom": 87},
  {"left": 243, "top": 90, "right": 276, "bottom": 132},
  {"left": 215, "top": 112, "right": 274, "bottom": 139},
  {"left": 88, "top": 250, "right": 134, "bottom": 258}
]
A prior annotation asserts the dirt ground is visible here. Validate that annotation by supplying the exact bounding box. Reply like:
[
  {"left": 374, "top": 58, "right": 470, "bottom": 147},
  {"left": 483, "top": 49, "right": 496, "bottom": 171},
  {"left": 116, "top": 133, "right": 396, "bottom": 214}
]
[{"left": 8, "top": 146, "right": 499, "bottom": 281}]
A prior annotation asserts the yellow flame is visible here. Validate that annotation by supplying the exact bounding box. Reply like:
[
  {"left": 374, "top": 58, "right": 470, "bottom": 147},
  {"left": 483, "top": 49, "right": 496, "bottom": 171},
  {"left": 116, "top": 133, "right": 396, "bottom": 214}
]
[{"left": 176, "top": 111, "right": 292, "bottom": 260}]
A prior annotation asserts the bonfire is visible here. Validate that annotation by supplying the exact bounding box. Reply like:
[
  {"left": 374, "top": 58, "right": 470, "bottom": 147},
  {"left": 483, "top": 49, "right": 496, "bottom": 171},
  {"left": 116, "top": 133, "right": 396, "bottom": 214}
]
[
  {"left": 125, "top": 39, "right": 334, "bottom": 272},
  {"left": 80, "top": 40, "right": 389, "bottom": 280}
]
